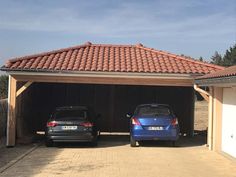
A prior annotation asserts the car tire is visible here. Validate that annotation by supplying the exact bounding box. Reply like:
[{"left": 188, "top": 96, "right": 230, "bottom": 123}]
[
  {"left": 91, "top": 136, "right": 98, "bottom": 147},
  {"left": 130, "top": 136, "right": 137, "bottom": 147},
  {"left": 45, "top": 139, "right": 53, "bottom": 147},
  {"left": 91, "top": 140, "right": 98, "bottom": 147}
]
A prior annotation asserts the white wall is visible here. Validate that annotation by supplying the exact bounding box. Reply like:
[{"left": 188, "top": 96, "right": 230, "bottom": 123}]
[{"left": 222, "top": 88, "right": 236, "bottom": 158}]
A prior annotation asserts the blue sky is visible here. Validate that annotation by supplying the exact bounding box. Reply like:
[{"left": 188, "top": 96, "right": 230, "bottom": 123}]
[{"left": 0, "top": 0, "right": 235, "bottom": 67}]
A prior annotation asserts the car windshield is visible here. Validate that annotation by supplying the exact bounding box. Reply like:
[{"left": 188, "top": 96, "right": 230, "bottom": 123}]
[
  {"left": 54, "top": 109, "right": 88, "bottom": 120},
  {"left": 136, "top": 105, "right": 171, "bottom": 117}
]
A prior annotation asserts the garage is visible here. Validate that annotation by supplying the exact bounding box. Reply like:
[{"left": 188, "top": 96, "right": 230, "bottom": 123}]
[
  {"left": 1, "top": 42, "right": 223, "bottom": 146},
  {"left": 195, "top": 65, "right": 236, "bottom": 158},
  {"left": 222, "top": 88, "right": 236, "bottom": 157}
]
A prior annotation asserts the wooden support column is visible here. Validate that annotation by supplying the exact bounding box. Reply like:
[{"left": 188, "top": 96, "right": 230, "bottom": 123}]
[
  {"left": 212, "top": 87, "right": 223, "bottom": 151},
  {"left": 208, "top": 87, "right": 213, "bottom": 150},
  {"left": 7, "top": 75, "right": 17, "bottom": 147}
]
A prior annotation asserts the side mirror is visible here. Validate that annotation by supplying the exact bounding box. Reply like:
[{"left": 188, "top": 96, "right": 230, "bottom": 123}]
[{"left": 126, "top": 114, "right": 132, "bottom": 118}]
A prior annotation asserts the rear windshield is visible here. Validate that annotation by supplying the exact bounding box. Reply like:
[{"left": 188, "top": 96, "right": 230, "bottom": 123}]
[
  {"left": 54, "top": 109, "right": 88, "bottom": 120},
  {"left": 136, "top": 105, "right": 171, "bottom": 117}
]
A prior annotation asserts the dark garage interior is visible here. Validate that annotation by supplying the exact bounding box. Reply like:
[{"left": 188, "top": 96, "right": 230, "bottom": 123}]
[{"left": 15, "top": 82, "right": 195, "bottom": 139}]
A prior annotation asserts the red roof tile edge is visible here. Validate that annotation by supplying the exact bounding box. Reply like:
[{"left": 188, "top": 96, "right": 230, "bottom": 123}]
[
  {"left": 5, "top": 42, "right": 224, "bottom": 70},
  {"left": 197, "top": 65, "right": 236, "bottom": 79},
  {"left": 2, "top": 42, "right": 225, "bottom": 74},
  {"left": 136, "top": 45, "right": 224, "bottom": 70}
]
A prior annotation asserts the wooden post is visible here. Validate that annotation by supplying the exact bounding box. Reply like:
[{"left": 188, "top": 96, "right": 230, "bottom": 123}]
[
  {"left": 212, "top": 87, "right": 223, "bottom": 151},
  {"left": 7, "top": 75, "right": 17, "bottom": 147},
  {"left": 208, "top": 87, "right": 213, "bottom": 150}
]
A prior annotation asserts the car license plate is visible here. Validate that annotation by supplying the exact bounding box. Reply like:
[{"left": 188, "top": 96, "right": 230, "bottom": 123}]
[
  {"left": 62, "top": 126, "right": 77, "bottom": 130},
  {"left": 148, "top": 126, "right": 163, "bottom": 130}
]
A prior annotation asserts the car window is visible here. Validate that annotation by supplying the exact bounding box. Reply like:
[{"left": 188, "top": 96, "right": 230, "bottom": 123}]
[
  {"left": 136, "top": 106, "right": 171, "bottom": 117},
  {"left": 54, "top": 109, "right": 88, "bottom": 120}
]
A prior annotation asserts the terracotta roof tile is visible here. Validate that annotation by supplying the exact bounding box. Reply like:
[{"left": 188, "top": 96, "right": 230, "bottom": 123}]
[
  {"left": 1, "top": 42, "right": 224, "bottom": 75},
  {"left": 197, "top": 65, "right": 236, "bottom": 79}
]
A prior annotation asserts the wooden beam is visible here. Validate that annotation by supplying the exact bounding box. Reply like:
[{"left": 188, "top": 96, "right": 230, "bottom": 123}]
[
  {"left": 207, "top": 87, "right": 223, "bottom": 151},
  {"left": 194, "top": 84, "right": 209, "bottom": 102},
  {"left": 16, "top": 81, "right": 33, "bottom": 97},
  {"left": 199, "top": 92, "right": 209, "bottom": 102},
  {"left": 13, "top": 74, "right": 194, "bottom": 87},
  {"left": 208, "top": 87, "right": 213, "bottom": 150},
  {"left": 7, "top": 76, "right": 17, "bottom": 147},
  {"left": 212, "top": 87, "right": 223, "bottom": 152}
]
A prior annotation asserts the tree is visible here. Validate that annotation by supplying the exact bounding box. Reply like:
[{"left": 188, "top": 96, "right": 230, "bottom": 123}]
[
  {"left": 199, "top": 56, "right": 204, "bottom": 61},
  {"left": 210, "top": 44, "right": 236, "bottom": 66},
  {"left": 0, "top": 75, "right": 8, "bottom": 99},
  {"left": 222, "top": 44, "right": 236, "bottom": 66},
  {"left": 210, "top": 51, "right": 223, "bottom": 65}
]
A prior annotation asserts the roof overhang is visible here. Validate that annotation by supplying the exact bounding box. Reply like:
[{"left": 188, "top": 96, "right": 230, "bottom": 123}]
[
  {"left": 6, "top": 70, "right": 195, "bottom": 87},
  {"left": 195, "top": 76, "right": 236, "bottom": 87}
]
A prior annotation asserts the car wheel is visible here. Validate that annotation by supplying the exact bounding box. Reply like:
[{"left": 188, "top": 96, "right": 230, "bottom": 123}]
[
  {"left": 91, "top": 140, "right": 97, "bottom": 147},
  {"left": 91, "top": 136, "right": 98, "bottom": 147},
  {"left": 130, "top": 136, "right": 137, "bottom": 147},
  {"left": 45, "top": 139, "right": 53, "bottom": 147}
]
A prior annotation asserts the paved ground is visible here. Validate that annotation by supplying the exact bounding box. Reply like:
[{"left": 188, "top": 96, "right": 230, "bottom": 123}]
[
  {"left": 0, "top": 138, "right": 36, "bottom": 170},
  {"left": 0, "top": 101, "right": 235, "bottom": 177},
  {"left": 0, "top": 135, "right": 235, "bottom": 177}
]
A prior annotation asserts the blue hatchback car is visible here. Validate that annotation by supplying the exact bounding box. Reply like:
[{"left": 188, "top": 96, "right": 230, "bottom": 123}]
[{"left": 128, "top": 104, "right": 179, "bottom": 147}]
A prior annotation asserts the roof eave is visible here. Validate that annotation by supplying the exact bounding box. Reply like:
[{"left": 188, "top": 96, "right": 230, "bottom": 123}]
[
  {"left": 195, "top": 76, "right": 236, "bottom": 87},
  {"left": 1, "top": 68, "right": 197, "bottom": 79}
]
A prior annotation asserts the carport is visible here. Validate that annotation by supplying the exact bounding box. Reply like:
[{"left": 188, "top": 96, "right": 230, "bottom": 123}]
[{"left": 1, "top": 42, "right": 223, "bottom": 146}]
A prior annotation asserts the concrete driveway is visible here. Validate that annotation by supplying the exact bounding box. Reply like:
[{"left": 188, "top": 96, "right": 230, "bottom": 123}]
[{"left": 0, "top": 135, "right": 235, "bottom": 177}]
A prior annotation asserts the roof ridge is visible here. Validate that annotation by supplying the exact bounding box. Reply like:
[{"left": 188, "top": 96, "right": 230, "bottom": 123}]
[
  {"left": 137, "top": 45, "right": 225, "bottom": 70},
  {"left": 91, "top": 43, "right": 135, "bottom": 47}
]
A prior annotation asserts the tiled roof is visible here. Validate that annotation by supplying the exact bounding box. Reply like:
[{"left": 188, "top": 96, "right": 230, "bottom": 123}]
[
  {"left": 197, "top": 65, "right": 236, "bottom": 79},
  {"left": 1, "top": 42, "right": 224, "bottom": 75}
]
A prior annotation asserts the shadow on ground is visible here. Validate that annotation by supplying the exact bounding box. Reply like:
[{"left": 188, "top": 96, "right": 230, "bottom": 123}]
[
  {"left": 0, "top": 130, "right": 207, "bottom": 169},
  {"left": 0, "top": 131, "right": 207, "bottom": 176},
  {"left": 136, "top": 131, "right": 207, "bottom": 148},
  {"left": 54, "top": 134, "right": 130, "bottom": 149},
  {"left": 49, "top": 130, "right": 207, "bottom": 148}
]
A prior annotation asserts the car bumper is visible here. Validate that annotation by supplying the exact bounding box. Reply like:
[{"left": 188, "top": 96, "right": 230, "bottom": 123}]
[
  {"left": 46, "top": 132, "right": 95, "bottom": 142},
  {"left": 131, "top": 129, "right": 179, "bottom": 141}
]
